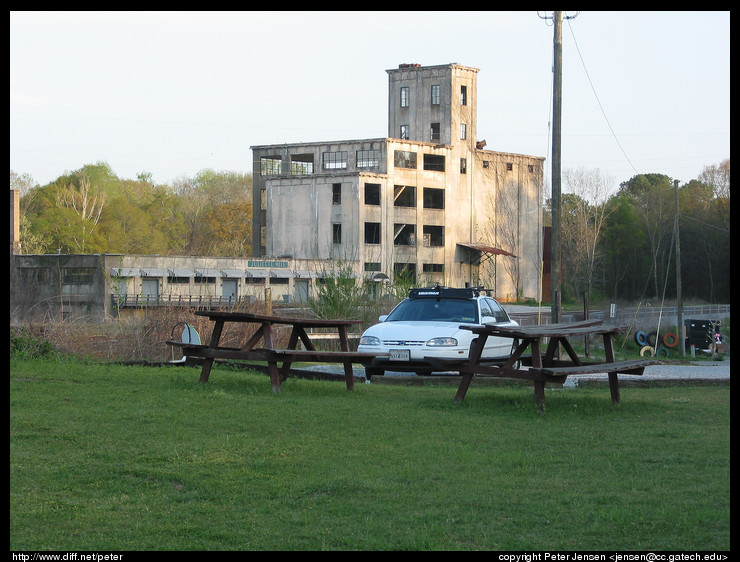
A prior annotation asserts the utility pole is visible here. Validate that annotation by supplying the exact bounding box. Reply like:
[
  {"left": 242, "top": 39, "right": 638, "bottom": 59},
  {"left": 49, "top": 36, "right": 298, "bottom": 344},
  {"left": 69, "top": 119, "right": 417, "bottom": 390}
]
[
  {"left": 674, "top": 179, "right": 685, "bottom": 356},
  {"left": 551, "top": 10, "right": 563, "bottom": 324}
]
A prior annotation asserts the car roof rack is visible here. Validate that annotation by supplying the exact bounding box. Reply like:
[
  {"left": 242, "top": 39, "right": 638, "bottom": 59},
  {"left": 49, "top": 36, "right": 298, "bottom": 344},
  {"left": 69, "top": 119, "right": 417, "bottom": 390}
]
[{"left": 408, "top": 286, "right": 492, "bottom": 299}]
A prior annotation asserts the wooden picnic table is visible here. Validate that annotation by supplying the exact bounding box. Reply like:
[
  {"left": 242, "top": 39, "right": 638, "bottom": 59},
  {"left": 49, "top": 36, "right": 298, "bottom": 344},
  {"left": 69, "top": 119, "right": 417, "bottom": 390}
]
[
  {"left": 167, "top": 311, "right": 384, "bottom": 392},
  {"left": 453, "top": 319, "right": 659, "bottom": 409}
]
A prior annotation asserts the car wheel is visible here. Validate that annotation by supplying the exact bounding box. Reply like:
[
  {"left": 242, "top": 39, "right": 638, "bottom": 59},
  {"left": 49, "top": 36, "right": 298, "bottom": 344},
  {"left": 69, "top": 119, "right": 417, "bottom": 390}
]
[{"left": 365, "top": 367, "right": 384, "bottom": 378}]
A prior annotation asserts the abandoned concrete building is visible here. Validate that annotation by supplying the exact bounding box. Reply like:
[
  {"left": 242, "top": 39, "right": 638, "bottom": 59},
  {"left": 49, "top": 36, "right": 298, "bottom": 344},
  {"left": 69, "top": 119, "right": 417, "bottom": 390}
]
[
  {"left": 10, "top": 63, "right": 545, "bottom": 323},
  {"left": 252, "top": 63, "right": 544, "bottom": 299}
]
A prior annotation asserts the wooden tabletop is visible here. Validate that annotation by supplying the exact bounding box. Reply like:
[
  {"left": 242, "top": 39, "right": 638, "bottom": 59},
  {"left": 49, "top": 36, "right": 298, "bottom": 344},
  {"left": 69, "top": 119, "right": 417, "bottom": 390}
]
[
  {"left": 460, "top": 319, "right": 628, "bottom": 339},
  {"left": 194, "top": 310, "right": 363, "bottom": 327}
]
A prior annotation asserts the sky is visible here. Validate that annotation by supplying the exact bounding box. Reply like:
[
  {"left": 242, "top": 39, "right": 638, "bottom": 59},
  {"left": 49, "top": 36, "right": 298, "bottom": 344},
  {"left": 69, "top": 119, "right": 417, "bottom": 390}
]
[{"left": 10, "top": 11, "right": 730, "bottom": 192}]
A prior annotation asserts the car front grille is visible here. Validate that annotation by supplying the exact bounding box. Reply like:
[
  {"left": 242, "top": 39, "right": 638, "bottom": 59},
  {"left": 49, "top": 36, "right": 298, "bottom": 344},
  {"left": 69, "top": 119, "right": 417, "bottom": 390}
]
[{"left": 382, "top": 340, "right": 426, "bottom": 347}]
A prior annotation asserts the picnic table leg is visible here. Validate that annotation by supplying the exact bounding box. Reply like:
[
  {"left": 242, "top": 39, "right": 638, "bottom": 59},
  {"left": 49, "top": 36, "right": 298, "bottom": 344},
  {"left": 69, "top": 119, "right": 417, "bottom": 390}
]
[
  {"left": 267, "top": 360, "right": 281, "bottom": 393},
  {"left": 454, "top": 335, "right": 486, "bottom": 403},
  {"left": 530, "top": 339, "right": 546, "bottom": 411},
  {"left": 603, "top": 333, "right": 621, "bottom": 404},
  {"left": 199, "top": 321, "right": 224, "bottom": 384},
  {"left": 454, "top": 373, "right": 474, "bottom": 403}
]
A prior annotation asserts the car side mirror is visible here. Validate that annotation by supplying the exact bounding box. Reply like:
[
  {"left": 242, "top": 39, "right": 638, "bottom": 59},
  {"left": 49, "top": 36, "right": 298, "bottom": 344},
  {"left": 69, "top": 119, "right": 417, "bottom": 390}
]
[{"left": 379, "top": 315, "right": 388, "bottom": 322}]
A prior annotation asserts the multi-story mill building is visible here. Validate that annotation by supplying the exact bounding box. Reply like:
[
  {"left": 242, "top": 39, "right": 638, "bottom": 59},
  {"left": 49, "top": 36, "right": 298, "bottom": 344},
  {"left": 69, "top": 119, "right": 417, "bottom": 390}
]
[{"left": 251, "top": 63, "right": 544, "bottom": 300}]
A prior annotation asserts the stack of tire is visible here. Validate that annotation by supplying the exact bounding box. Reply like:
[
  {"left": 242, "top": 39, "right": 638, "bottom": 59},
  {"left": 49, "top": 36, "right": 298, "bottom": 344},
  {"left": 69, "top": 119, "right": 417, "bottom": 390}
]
[{"left": 634, "top": 330, "right": 678, "bottom": 357}]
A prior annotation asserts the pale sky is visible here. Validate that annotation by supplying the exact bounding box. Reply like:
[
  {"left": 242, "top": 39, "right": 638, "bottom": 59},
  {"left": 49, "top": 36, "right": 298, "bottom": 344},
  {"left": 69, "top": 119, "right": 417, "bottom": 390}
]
[{"left": 10, "top": 11, "right": 730, "bottom": 192}]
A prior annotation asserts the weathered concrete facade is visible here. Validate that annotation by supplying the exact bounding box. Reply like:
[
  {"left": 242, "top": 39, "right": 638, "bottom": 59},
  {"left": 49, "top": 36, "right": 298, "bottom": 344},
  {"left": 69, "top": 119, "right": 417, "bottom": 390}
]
[
  {"left": 10, "top": 253, "right": 352, "bottom": 323},
  {"left": 252, "top": 63, "right": 544, "bottom": 300}
]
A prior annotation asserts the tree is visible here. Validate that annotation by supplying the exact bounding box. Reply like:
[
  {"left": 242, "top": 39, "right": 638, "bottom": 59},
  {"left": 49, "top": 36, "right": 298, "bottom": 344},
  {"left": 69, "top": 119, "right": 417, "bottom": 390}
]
[
  {"left": 618, "top": 174, "right": 675, "bottom": 300},
  {"left": 560, "top": 168, "right": 615, "bottom": 301}
]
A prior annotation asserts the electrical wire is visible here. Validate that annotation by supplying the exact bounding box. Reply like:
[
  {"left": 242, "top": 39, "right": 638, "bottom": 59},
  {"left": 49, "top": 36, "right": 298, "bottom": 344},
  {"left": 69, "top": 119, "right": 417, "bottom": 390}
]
[{"left": 566, "top": 18, "right": 639, "bottom": 175}]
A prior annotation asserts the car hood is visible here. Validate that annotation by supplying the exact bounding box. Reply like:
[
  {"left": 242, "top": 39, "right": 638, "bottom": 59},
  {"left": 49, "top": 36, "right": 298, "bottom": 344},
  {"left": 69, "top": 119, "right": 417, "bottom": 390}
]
[{"left": 362, "top": 321, "right": 479, "bottom": 342}]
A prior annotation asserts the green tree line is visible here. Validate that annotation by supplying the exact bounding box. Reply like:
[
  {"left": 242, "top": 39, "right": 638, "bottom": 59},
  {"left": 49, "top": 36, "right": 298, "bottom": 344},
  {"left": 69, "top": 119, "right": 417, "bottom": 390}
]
[
  {"left": 554, "top": 159, "right": 729, "bottom": 304},
  {"left": 11, "top": 158, "right": 729, "bottom": 303},
  {"left": 12, "top": 162, "right": 253, "bottom": 257}
]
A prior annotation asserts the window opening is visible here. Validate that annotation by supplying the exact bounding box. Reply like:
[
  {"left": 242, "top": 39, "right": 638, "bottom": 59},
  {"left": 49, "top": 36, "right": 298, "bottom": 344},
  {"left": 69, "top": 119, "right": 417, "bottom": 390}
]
[
  {"left": 322, "top": 151, "right": 348, "bottom": 170},
  {"left": 400, "top": 86, "right": 409, "bottom": 107},
  {"left": 364, "top": 183, "right": 381, "bottom": 205},
  {"left": 332, "top": 183, "right": 341, "bottom": 205},
  {"left": 393, "top": 185, "right": 416, "bottom": 207},
  {"left": 423, "top": 154, "right": 445, "bottom": 172},
  {"left": 394, "top": 150, "right": 417, "bottom": 169},
  {"left": 431, "top": 85, "right": 440, "bottom": 105},
  {"left": 365, "top": 222, "right": 381, "bottom": 244},
  {"left": 423, "top": 187, "right": 445, "bottom": 209},
  {"left": 394, "top": 224, "right": 416, "bottom": 246}
]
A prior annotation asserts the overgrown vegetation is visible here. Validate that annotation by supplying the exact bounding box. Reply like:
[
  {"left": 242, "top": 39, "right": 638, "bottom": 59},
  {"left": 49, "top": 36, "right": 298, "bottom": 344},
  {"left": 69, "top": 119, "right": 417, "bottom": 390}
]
[
  {"left": 10, "top": 326, "right": 58, "bottom": 360},
  {"left": 10, "top": 358, "right": 730, "bottom": 551}
]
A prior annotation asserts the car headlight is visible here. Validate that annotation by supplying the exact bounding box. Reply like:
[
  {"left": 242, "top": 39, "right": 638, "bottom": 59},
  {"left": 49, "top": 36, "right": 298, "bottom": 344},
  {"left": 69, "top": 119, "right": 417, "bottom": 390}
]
[
  {"left": 426, "top": 337, "right": 458, "bottom": 347},
  {"left": 359, "top": 335, "right": 381, "bottom": 346}
]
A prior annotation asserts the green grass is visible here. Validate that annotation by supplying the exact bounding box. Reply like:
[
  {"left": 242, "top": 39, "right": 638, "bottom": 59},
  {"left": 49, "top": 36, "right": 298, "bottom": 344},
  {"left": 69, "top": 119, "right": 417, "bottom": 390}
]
[{"left": 10, "top": 358, "right": 730, "bottom": 551}]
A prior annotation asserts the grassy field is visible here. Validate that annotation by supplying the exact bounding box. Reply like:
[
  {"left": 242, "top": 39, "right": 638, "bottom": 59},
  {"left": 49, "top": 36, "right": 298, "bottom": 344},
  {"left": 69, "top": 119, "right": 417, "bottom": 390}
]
[{"left": 10, "top": 358, "right": 730, "bottom": 551}]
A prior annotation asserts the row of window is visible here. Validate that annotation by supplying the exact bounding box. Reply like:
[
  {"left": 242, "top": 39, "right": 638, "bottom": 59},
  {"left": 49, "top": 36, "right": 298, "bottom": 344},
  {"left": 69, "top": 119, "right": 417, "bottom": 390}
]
[
  {"left": 261, "top": 150, "right": 380, "bottom": 175},
  {"left": 260, "top": 150, "right": 452, "bottom": 176},
  {"left": 399, "top": 85, "right": 467, "bottom": 108},
  {"left": 331, "top": 222, "right": 444, "bottom": 247},
  {"left": 399, "top": 123, "right": 466, "bottom": 142}
]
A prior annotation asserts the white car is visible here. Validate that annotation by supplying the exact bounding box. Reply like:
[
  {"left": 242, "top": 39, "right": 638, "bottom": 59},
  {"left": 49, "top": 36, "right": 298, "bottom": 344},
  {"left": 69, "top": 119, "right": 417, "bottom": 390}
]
[{"left": 358, "top": 287, "right": 519, "bottom": 376}]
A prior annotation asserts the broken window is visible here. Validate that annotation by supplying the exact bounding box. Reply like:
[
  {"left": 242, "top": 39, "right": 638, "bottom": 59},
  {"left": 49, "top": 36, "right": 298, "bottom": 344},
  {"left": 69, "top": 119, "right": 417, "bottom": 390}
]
[
  {"left": 260, "top": 157, "right": 281, "bottom": 175},
  {"left": 290, "top": 154, "right": 314, "bottom": 175},
  {"left": 394, "top": 150, "right": 417, "bottom": 169},
  {"left": 423, "top": 154, "right": 445, "bottom": 172},
  {"left": 333, "top": 223, "right": 342, "bottom": 244},
  {"left": 364, "top": 183, "right": 381, "bottom": 205},
  {"left": 423, "top": 187, "right": 445, "bottom": 209},
  {"left": 423, "top": 225, "right": 444, "bottom": 247},
  {"left": 460, "top": 123, "right": 467, "bottom": 140},
  {"left": 400, "top": 125, "right": 409, "bottom": 140},
  {"left": 332, "top": 183, "right": 341, "bottom": 205},
  {"left": 364, "top": 222, "right": 381, "bottom": 244},
  {"left": 430, "top": 123, "right": 440, "bottom": 142},
  {"left": 422, "top": 263, "right": 444, "bottom": 273},
  {"left": 394, "top": 224, "right": 416, "bottom": 246},
  {"left": 460, "top": 85, "right": 467, "bottom": 106},
  {"left": 394, "top": 185, "right": 416, "bottom": 207}
]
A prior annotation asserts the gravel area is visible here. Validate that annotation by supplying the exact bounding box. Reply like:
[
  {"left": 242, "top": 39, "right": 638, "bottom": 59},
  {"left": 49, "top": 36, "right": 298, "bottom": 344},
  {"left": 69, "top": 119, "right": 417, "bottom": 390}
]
[{"left": 299, "top": 359, "right": 730, "bottom": 387}]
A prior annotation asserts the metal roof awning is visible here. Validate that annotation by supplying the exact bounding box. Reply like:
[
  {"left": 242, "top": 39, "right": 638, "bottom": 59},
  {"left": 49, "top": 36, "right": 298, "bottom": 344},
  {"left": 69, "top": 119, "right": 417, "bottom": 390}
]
[
  {"left": 293, "top": 270, "right": 315, "bottom": 278},
  {"left": 220, "top": 269, "right": 245, "bottom": 278},
  {"left": 270, "top": 270, "right": 294, "bottom": 278},
  {"left": 140, "top": 268, "right": 167, "bottom": 277},
  {"left": 457, "top": 243, "right": 517, "bottom": 266},
  {"left": 194, "top": 268, "right": 221, "bottom": 277},
  {"left": 168, "top": 268, "right": 195, "bottom": 277}
]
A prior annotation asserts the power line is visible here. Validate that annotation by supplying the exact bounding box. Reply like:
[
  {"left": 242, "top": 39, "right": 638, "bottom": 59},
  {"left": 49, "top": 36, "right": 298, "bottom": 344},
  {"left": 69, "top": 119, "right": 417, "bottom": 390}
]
[{"left": 566, "top": 17, "right": 639, "bottom": 175}]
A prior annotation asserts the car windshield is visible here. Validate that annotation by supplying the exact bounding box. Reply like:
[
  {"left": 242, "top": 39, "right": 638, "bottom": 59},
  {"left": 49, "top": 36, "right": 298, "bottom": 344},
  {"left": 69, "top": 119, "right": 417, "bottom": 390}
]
[{"left": 385, "top": 298, "right": 479, "bottom": 323}]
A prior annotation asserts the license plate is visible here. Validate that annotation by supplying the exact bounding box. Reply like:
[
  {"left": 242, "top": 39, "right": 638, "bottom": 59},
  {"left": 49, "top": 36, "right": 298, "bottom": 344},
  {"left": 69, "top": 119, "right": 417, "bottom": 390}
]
[{"left": 389, "top": 349, "right": 410, "bottom": 361}]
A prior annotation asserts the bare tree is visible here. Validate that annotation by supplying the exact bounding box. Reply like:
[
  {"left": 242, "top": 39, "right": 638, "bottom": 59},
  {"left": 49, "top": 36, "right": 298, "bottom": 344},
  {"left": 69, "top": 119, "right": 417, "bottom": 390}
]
[
  {"left": 561, "top": 168, "right": 615, "bottom": 300},
  {"left": 57, "top": 177, "right": 106, "bottom": 253}
]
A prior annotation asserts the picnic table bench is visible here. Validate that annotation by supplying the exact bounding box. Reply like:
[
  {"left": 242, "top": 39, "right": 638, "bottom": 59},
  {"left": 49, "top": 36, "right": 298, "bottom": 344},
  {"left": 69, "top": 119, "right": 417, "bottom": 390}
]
[
  {"left": 167, "top": 311, "right": 386, "bottom": 392},
  {"left": 453, "top": 320, "right": 660, "bottom": 409}
]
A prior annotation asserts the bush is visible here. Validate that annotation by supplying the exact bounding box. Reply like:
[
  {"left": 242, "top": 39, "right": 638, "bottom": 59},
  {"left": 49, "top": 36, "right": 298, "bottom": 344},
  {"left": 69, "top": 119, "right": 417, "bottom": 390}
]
[{"left": 10, "top": 326, "right": 58, "bottom": 360}]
